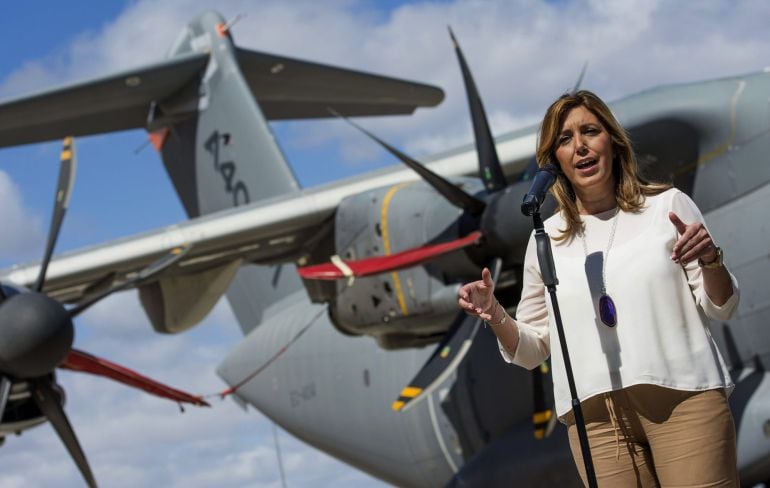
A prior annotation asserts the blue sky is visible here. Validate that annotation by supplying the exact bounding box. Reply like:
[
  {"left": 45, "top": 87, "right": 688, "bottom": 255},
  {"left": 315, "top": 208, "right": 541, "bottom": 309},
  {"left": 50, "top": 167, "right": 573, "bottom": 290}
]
[{"left": 1, "top": 0, "right": 770, "bottom": 486}]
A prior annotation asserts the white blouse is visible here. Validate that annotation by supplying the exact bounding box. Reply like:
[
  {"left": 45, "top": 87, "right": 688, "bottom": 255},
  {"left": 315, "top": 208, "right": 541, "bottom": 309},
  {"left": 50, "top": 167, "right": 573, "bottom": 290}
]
[{"left": 500, "top": 188, "right": 739, "bottom": 418}]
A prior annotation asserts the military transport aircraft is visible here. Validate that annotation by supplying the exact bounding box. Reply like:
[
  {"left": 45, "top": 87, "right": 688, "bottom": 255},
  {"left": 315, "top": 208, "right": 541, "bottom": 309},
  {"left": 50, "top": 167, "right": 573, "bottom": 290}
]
[{"left": 0, "top": 9, "right": 769, "bottom": 488}]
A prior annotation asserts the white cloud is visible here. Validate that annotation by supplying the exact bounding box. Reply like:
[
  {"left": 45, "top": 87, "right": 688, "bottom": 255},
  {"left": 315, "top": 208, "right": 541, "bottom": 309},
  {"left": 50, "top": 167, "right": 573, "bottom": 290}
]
[
  {"left": 2, "top": 0, "right": 770, "bottom": 486},
  {"left": 0, "top": 170, "right": 43, "bottom": 259},
  {"left": 3, "top": 0, "right": 769, "bottom": 171}
]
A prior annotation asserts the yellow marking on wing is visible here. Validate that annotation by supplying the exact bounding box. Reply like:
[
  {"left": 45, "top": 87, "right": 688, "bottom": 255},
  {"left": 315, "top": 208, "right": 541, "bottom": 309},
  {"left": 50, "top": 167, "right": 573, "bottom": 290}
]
[
  {"left": 534, "top": 430, "right": 545, "bottom": 440},
  {"left": 60, "top": 150, "right": 72, "bottom": 160},
  {"left": 381, "top": 183, "right": 410, "bottom": 316},
  {"left": 399, "top": 386, "right": 422, "bottom": 398},
  {"left": 674, "top": 80, "right": 746, "bottom": 177},
  {"left": 392, "top": 400, "right": 405, "bottom": 411},
  {"left": 533, "top": 410, "right": 553, "bottom": 424}
]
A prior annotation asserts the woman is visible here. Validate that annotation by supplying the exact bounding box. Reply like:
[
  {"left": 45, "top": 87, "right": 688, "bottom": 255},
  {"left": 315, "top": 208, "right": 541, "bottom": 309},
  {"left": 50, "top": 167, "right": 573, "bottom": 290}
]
[{"left": 458, "top": 90, "right": 740, "bottom": 486}]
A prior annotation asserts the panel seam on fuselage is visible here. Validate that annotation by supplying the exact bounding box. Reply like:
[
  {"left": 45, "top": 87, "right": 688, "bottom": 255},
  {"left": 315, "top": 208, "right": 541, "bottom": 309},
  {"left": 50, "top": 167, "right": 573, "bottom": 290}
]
[{"left": 428, "top": 391, "right": 459, "bottom": 473}]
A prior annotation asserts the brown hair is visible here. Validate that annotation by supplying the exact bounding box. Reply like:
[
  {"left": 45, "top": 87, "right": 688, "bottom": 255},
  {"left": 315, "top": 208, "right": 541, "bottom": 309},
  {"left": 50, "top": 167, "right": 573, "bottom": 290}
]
[{"left": 536, "top": 90, "right": 670, "bottom": 241}]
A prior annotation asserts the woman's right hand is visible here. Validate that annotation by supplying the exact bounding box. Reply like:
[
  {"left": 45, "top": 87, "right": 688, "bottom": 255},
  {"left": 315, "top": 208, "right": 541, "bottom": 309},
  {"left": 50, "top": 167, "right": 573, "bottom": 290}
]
[{"left": 457, "top": 267, "right": 497, "bottom": 321}]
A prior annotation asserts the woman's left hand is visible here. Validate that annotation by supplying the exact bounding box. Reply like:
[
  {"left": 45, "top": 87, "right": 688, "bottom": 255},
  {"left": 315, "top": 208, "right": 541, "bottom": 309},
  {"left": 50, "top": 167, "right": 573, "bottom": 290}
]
[{"left": 669, "top": 211, "right": 717, "bottom": 265}]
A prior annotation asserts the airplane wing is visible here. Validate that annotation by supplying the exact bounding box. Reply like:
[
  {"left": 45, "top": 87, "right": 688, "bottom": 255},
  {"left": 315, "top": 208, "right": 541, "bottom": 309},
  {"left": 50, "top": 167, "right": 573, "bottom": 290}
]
[
  {"left": 0, "top": 142, "right": 533, "bottom": 305},
  {"left": 1, "top": 184, "right": 332, "bottom": 303}
]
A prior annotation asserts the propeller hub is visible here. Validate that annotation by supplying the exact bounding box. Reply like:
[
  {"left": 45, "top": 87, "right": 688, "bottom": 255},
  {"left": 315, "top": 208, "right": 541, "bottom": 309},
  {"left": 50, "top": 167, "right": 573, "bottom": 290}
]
[
  {"left": 480, "top": 181, "right": 557, "bottom": 264},
  {"left": 0, "top": 293, "right": 74, "bottom": 378}
]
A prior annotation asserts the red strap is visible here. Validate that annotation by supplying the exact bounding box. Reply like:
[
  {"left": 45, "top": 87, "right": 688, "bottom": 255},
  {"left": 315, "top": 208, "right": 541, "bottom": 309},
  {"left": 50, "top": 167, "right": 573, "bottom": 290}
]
[
  {"left": 60, "top": 349, "right": 209, "bottom": 407},
  {"left": 218, "top": 308, "right": 324, "bottom": 398},
  {"left": 298, "top": 231, "right": 482, "bottom": 280}
]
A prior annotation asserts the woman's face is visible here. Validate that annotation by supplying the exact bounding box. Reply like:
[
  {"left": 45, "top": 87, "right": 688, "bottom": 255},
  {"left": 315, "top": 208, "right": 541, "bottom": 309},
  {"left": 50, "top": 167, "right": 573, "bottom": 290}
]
[{"left": 554, "top": 105, "right": 615, "bottom": 199}]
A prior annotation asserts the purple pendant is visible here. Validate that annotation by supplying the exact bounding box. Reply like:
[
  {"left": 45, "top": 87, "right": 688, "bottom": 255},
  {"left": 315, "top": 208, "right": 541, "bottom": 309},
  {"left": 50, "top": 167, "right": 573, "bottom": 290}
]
[{"left": 599, "top": 294, "right": 617, "bottom": 327}]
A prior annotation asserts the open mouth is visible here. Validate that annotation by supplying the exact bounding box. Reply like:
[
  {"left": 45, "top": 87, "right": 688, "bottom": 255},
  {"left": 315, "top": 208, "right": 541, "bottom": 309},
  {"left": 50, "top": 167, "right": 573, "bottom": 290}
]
[{"left": 576, "top": 158, "right": 597, "bottom": 170}]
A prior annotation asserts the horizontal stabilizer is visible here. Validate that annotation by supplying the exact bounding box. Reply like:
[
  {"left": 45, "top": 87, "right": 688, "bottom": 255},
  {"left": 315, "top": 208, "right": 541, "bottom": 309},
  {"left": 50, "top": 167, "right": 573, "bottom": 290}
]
[
  {"left": 0, "top": 52, "right": 208, "bottom": 147},
  {"left": 236, "top": 48, "right": 444, "bottom": 119}
]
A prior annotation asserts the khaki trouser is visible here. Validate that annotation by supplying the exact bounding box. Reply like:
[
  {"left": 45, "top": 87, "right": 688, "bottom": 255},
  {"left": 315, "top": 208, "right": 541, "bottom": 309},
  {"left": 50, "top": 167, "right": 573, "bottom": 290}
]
[{"left": 565, "top": 385, "right": 739, "bottom": 487}]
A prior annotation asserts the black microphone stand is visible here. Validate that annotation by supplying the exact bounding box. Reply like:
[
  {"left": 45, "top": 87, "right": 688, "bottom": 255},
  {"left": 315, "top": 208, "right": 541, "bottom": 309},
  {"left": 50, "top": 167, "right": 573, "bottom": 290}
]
[{"left": 531, "top": 209, "right": 597, "bottom": 487}]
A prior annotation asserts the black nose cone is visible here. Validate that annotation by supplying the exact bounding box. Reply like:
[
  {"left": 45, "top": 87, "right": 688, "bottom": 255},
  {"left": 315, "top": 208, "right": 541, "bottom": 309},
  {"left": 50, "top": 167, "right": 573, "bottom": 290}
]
[{"left": 0, "top": 293, "right": 74, "bottom": 378}]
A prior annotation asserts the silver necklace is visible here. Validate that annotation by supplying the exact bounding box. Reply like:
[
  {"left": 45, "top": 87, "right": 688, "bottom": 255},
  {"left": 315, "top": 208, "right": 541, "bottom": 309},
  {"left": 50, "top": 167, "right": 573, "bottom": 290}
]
[{"left": 579, "top": 207, "right": 620, "bottom": 327}]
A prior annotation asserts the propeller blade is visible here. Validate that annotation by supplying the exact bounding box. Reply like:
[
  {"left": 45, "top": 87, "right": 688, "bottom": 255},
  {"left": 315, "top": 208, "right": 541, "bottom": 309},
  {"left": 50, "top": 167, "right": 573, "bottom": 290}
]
[
  {"left": 448, "top": 28, "right": 507, "bottom": 192},
  {"left": 532, "top": 360, "right": 556, "bottom": 439},
  {"left": 31, "top": 379, "right": 97, "bottom": 488},
  {"left": 298, "top": 231, "right": 482, "bottom": 280},
  {"left": 0, "top": 376, "right": 10, "bottom": 421},
  {"left": 34, "top": 137, "right": 77, "bottom": 292},
  {"left": 392, "top": 313, "right": 480, "bottom": 413},
  {"left": 392, "top": 258, "right": 502, "bottom": 413},
  {"left": 331, "top": 109, "right": 486, "bottom": 215},
  {"left": 60, "top": 349, "right": 209, "bottom": 407},
  {"left": 69, "top": 244, "right": 191, "bottom": 318}
]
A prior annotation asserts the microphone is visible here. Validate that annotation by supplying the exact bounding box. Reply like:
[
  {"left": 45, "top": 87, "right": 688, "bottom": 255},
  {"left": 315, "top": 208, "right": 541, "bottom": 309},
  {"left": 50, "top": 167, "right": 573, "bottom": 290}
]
[{"left": 521, "top": 162, "right": 560, "bottom": 216}]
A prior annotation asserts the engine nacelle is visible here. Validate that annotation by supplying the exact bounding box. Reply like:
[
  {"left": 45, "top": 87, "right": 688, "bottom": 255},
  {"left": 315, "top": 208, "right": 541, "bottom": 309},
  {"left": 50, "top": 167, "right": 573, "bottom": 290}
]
[{"left": 327, "top": 179, "right": 485, "bottom": 349}]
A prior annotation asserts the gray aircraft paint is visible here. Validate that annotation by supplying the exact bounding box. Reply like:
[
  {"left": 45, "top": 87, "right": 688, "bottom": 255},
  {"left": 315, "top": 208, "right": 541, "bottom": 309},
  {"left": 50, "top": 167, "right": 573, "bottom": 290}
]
[
  {"left": 217, "top": 290, "right": 562, "bottom": 487},
  {"left": 217, "top": 70, "right": 770, "bottom": 485},
  {"left": 218, "top": 293, "right": 458, "bottom": 486},
  {"left": 1, "top": 10, "right": 770, "bottom": 487}
]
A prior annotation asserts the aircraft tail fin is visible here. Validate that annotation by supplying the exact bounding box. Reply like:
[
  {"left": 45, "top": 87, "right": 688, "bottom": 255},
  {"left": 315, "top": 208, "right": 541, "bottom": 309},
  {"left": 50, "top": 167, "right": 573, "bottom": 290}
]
[
  {"left": 149, "top": 12, "right": 302, "bottom": 334},
  {"left": 151, "top": 11, "right": 442, "bottom": 334},
  {"left": 0, "top": 10, "right": 443, "bottom": 334},
  {"left": 154, "top": 16, "right": 299, "bottom": 216}
]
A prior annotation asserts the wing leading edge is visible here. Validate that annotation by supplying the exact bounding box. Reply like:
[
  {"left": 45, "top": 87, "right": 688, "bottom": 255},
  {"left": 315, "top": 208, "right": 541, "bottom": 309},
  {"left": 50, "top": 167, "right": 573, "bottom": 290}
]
[{"left": 0, "top": 132, "right": 534, "bottom": 305}]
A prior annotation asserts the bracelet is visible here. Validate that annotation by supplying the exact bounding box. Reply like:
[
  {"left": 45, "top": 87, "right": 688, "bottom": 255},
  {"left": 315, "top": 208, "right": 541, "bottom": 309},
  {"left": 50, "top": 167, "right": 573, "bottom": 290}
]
[
  {"left": 698, "top": 246, "right": 724, "bottom": 269},
  {"left": 485, "top": 302, "right": 506, "bottom": 327}
]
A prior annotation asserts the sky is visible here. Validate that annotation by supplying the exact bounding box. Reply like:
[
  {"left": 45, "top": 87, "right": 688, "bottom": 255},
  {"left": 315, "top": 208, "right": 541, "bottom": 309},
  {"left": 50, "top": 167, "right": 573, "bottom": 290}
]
[{"left": 1, "top": 0, "right": 770, "bottom": 486}]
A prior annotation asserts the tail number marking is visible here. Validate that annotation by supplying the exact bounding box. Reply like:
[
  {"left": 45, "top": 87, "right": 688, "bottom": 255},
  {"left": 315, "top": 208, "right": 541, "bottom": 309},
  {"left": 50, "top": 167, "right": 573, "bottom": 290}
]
[
  {"left": 205, "top": 131, "right": 251, "bottom": 207},
  {"left": 289, "top": 382, "right": 316, "bottom": 407}
]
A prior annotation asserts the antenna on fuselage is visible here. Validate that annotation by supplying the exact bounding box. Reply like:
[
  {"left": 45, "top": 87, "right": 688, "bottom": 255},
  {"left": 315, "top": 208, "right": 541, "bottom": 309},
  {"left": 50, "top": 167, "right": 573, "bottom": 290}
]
[
  {"left": 571, "top": 61, "right": 589, "bottom": 94},
  {"left": 271, "top": 421, "right": 287, "bottom": 488}
]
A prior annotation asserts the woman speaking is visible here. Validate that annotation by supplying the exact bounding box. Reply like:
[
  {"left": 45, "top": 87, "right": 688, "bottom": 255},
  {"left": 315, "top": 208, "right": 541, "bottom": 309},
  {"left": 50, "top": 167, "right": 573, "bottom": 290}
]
[{"left": 458, "top": 90, "right": 740, "bottom": 486}]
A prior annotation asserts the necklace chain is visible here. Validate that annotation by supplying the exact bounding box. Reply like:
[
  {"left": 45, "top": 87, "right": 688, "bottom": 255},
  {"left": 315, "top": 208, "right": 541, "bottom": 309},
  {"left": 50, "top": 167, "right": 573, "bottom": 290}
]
[{"left": 579, "top": 207, "right": 620, "bottom": 295}]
